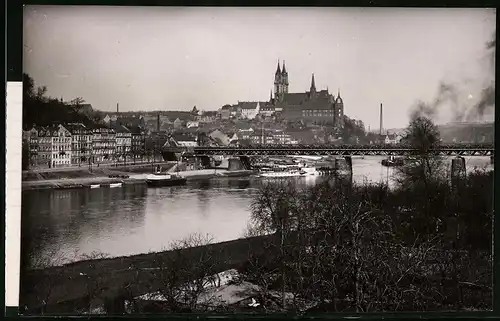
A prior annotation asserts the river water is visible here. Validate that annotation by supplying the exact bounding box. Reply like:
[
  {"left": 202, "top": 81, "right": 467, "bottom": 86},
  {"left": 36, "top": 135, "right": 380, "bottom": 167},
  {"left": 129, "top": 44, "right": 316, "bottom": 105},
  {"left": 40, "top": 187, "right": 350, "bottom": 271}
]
[{"left": 22, "top": 156, "right": 493, "bottom": 267}]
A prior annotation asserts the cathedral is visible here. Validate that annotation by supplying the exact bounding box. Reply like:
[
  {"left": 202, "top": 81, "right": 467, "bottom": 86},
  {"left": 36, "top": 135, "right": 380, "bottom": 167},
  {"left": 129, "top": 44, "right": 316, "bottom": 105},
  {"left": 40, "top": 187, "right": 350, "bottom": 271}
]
[{"left": 270, "top": 60, "right": 344, "bottom": 129}]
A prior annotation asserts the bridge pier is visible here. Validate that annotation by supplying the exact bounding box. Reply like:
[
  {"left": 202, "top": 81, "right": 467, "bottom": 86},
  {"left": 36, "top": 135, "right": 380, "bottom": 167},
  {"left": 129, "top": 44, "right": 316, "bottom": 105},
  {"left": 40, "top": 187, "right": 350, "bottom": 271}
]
[
  {"left": 196, "top": 155, "right": 212, "bottom": 169},
  {"left": 161, "top": 151, "right": 178, "bottom": 162},
  {"left": 451, "top": 156, "right": 466, "bottom": 190},
  {"left": 334, "top": 156, "right": 353, "bottom": 176},
  {"left": 239, "top": 156, "right": 252, "bottom": 170},
  {"left": 228, "top": 157, "right": 245, "bottom": 171}
]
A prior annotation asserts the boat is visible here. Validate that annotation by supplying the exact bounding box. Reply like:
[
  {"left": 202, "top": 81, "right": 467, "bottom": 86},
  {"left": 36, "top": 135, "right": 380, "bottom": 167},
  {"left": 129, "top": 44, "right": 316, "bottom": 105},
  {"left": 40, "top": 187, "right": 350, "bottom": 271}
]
[
  {"left": 381, "top": 156, "right": 405, "bottom": 167},
  {"left": 90, "top": 184, "right": 100, "bottom": 189},
  {"left": 146, "top": 172, "right": 187, "bottom": 187},
  {"left": 259, "top": 168, "right": 303, "bottom": 178},
  {"left": 300, "top": 166, "right": 321, "bottom": 176},
  {"left": 109, "top": 183, "right": 122, "bottom": 188}
]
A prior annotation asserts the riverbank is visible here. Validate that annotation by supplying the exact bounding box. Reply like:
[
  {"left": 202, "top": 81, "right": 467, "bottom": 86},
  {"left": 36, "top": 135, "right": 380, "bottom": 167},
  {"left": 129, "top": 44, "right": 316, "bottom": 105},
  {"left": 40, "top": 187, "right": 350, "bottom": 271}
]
[
  {"left": 22, "top": 169, "right": 256, "bottom": 191},
  {"left": 22, "top": 162, "right": 176, "bottom": 181}
]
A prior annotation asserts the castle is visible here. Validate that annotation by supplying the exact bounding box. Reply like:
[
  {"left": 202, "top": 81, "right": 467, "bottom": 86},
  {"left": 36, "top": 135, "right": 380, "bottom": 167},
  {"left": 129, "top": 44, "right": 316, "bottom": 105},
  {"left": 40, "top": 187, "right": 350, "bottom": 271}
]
[{"left": 271, "top": 60, "right": 344, "bottom": 129}]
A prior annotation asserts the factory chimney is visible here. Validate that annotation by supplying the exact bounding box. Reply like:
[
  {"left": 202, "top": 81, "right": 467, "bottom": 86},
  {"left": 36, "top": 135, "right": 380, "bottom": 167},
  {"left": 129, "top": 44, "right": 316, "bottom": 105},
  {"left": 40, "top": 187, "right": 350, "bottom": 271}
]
[
  {"left": 379, "top": 103, "right": 383, "bottom": 136},
  {"left": 157, "top": 113, "right": 161, "bottom": 132},
  {"left": 116, "top": 102, "right": 119, "bottom": 113}
]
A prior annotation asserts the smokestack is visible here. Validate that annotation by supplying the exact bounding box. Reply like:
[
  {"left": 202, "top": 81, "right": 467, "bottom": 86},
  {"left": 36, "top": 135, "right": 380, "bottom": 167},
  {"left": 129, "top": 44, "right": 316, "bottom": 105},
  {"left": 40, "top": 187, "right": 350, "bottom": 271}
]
[
  {"left": 157, "top": 113, "right": 161, "bottom": 132},
  {"left": 379, "top": 103, "right": 383, "bottom": 135},
  {"left": 116, "top": 102, "right": 119, "bottom": 113}
]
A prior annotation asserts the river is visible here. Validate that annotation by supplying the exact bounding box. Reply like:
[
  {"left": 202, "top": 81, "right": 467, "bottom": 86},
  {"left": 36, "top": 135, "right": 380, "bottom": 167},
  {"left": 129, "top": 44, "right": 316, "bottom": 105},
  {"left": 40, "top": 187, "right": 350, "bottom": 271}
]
[{"left": 22, "top": 156, "right": 493, "bottom": 268}]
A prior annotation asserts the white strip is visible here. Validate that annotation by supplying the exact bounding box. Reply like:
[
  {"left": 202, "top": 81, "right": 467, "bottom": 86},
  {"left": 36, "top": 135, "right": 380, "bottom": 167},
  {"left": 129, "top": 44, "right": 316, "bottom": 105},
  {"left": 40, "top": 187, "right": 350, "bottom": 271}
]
[{"left": 5, "top": 81, "right": 22, "bottom": 307}]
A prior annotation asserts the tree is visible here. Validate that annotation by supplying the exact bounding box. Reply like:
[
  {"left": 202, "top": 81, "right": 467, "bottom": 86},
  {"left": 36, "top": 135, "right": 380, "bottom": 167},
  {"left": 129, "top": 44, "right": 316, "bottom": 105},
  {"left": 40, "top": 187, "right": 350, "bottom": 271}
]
[
  {"left": 150, "top": 233, "right": 223, "bottom": 312},
  {"left": 243, "top": 181, "right": 458, "bottom": 312},
  {"left": 22, "top": 73, "right": 98, "bottom": 130},
  {"left": 395, "top": 116, "right": 445, "bottom": 188},
  {"left": 341, "top": 116, "right": 366, "bottom": 144},
  {"left": 70, "top": 97, "right": 86, "bottom": 111}
]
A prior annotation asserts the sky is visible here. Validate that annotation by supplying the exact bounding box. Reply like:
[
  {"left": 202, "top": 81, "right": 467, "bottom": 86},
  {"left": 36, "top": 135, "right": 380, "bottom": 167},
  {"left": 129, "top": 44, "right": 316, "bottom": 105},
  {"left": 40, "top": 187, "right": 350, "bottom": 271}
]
[{"left": 23, "top": 6, "right": 496, "bottom": 129}]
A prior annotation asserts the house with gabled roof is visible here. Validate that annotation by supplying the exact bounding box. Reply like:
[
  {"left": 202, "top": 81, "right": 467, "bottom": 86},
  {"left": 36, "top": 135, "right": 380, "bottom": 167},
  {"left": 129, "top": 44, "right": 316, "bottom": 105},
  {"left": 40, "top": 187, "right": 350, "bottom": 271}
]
[
  {"left": 238, "top": 102, "right": 260, "bottom": 120},
  {"left": 169, "top": 133, "right": 198, "bottom": 147}
]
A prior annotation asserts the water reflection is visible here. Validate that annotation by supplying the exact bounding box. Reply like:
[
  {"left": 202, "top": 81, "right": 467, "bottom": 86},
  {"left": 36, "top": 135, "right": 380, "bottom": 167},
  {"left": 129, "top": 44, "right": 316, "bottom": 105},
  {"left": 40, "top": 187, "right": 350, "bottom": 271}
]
[
  {"left": 22, "top": 156, "right": 492, "bottom": 267},
  {"left": 22, "top": 185, "right": 148, "bottom": 267}
]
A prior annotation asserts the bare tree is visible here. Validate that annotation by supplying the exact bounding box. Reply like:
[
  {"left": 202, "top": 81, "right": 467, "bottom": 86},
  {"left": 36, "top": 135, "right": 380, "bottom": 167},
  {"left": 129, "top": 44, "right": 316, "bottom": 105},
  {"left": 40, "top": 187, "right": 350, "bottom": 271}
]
[{"left": 148, "top": 233, "right": 223, "bottom": 312}]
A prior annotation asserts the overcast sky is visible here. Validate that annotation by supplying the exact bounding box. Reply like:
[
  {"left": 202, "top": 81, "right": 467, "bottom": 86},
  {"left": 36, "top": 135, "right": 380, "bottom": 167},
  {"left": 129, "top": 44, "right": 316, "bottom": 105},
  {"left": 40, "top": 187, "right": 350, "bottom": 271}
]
[{"left": 24, "top": 6, "right": 495, "bottom": 129}]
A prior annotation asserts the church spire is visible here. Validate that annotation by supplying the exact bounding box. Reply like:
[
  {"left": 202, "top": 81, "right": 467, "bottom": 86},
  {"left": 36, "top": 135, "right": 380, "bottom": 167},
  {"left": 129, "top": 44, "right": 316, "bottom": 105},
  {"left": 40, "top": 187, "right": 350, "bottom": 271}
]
[
  {"left": 275, "top": 60, "right": 281, "bottom": 74},
  {"left": 282, "top": 60, "right": 287, "bottom": 74},
  {"left": 310, "top": 73, "right": 316, "bottom": 92}
]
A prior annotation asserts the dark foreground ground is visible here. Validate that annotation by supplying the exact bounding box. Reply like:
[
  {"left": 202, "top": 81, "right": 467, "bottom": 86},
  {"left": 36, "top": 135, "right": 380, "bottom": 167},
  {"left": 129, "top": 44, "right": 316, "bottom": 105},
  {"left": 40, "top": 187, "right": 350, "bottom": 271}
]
[{"left": 20, "top": 234, "right": 279, "bottom": 314}]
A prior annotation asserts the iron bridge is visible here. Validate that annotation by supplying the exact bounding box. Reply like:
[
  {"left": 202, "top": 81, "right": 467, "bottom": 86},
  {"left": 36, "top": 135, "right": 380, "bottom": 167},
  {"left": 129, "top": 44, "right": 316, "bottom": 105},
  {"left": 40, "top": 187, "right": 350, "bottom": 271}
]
[{"left": 179, "top": 144, "right": 495, "bottom": 157}]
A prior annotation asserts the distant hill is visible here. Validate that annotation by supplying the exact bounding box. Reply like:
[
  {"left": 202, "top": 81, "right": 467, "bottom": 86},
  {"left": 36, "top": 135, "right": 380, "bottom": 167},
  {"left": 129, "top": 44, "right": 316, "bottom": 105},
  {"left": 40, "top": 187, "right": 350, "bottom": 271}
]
[
  {"left": 369, "top": 121, "right": 494, "bottom": 143},
  {"left": 438, "top": 121, "right": 494, "bottom": 143}
]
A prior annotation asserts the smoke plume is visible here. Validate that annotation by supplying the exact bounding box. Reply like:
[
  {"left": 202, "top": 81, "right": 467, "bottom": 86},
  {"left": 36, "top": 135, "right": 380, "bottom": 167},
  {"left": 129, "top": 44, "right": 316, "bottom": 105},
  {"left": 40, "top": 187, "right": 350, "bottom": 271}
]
[{"left": 410, "top": 31, "right": 496, "bottom": 123}]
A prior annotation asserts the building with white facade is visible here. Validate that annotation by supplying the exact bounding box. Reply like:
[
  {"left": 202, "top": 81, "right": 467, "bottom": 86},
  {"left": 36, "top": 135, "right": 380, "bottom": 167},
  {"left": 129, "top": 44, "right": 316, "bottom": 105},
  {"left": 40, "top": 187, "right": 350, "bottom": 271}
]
[
  {"left": 48, "top": 124, "right": 72, "bottom": 168},
  {"left": 239, "top": 102, "right": 260, "bottom": 119}
]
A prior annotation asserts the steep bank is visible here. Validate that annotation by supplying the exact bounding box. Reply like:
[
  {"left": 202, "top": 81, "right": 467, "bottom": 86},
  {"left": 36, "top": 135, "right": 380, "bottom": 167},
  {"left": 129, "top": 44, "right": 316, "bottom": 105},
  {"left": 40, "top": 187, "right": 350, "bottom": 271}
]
[{"left": 21, "top": 233, "right": 278, "bottom": 314}]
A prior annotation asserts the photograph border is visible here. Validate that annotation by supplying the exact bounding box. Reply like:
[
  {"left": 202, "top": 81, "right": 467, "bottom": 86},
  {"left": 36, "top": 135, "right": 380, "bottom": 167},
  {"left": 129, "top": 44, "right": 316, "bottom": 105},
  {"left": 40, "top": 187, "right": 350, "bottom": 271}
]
[{"left": 5, "top": 1, "right": 499, "bottom": 319}]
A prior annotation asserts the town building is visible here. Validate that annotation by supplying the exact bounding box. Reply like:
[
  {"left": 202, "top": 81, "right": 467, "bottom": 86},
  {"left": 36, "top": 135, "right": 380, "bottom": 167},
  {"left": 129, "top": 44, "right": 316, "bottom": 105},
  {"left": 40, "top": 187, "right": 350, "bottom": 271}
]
[
  {"left": 112, "top": 124, "right": 132, "bottom": 163},
  {"left": 128, "top": 126, "right": 146, "bottom": 163},
  {"left": 238, "top": 128, "right": 254, "bottom": 140},
  {"left": 219, "top": 105, "right": 232, "bottom": 120},
  {"left": 259, "top": 104, "right": 276, "bottom": 118},
  {"left": 92, "top": 126, "right": 116, "bottom": 164},
  {"left": 198, "top": 111, "right": 218, "bottom": 123},
  {"left": 23, "top": 127, "right": 39, "bottom": 168},
  {"left": 65, "top": 123, "right": 93, "bottom": 166},
  {"left": 173, "top": 118, "right": 184, "bottom": 129},
  {"left": 385, "top": 133, "right": 402, "bottom": 145},
  {"left": 116, "top": 115, "right": 146, "bottom": 130},
  {"left": 271, "top": 60, "right": 344, "bottom": 129},
  {"left": 186, "top": 121, "right": 199, "bottom": 129},
  {"left": 36, "top": 127, "right": 53, "bottom": 168},
  {"left": 270, "top": 129, "right": 293, "bottom": 144},
  {"left": 171, "top": 133, "right": 198, "bottom": 147},
  {"left": 226, "top": 132, "right": 239, "bottom": 145},
  {"left": 239, "top": 102, "right": 261, "bottom": 119},
  {"left": 37, "top": 124, "right": 72, "bottom": 168},
  {"left": 250, "top": 131, "right": 275, "bottom": 145}
]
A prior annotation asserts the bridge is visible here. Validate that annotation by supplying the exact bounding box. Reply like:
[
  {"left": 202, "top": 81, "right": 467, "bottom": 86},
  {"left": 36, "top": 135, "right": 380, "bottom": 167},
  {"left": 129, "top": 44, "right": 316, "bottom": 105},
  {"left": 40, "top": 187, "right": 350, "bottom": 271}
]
[{"left": 166, "top": 143, "right": 495, "bottom": 157}]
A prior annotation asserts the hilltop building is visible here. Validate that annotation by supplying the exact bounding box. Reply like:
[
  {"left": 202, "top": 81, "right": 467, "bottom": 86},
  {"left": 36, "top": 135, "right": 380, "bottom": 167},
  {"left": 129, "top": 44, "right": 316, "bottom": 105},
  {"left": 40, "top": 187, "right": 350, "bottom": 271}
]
[
  {"left": 271, "top": 60, "right": 344, "bottom": 129},
  {"left": 218, "top": 60, "right": 345, "bottom": 130}
]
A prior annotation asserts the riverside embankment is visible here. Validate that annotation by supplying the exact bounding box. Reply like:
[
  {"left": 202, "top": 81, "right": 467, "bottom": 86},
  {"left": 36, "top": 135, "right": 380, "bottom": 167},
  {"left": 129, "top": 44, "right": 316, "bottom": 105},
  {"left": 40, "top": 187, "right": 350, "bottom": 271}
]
[
  {"left": 21, "top": 233, "right": 279, "bottom": 314},
  {"left": 22, "top": 166, "right": 255, "bottom": 191}
]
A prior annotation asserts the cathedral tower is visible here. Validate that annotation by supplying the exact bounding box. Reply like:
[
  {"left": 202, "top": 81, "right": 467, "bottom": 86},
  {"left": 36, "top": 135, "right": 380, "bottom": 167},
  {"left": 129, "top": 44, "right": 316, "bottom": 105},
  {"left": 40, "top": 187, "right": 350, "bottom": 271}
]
[
  {"left": 281, "top": 60, "right": 289, "bottom": 95},
  {"left": 274, "top": 60, "right": 289, "bottom": 102},
  {"left": 274, "top": 60, "right": 282, "bottom": 101}
]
